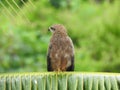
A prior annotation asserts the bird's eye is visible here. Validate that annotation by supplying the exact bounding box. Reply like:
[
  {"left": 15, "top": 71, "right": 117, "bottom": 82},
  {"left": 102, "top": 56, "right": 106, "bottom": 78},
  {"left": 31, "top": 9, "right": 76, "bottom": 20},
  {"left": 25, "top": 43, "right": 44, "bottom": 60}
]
[{"left": 50, "top": 27, "right": 55, "bottom": 31}]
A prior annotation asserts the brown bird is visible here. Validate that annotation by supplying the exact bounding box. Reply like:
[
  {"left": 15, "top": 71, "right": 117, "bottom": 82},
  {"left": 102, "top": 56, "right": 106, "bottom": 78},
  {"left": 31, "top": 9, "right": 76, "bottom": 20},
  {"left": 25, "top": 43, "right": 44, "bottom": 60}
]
[{"left": 47, "top": 24, "right": 74, "bottom": 71}]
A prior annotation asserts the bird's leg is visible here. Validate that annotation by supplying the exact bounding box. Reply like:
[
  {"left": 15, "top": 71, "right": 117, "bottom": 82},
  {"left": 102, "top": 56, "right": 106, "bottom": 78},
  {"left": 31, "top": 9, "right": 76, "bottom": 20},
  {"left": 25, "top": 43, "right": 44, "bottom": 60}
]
[
  {"left": 58, "top": 68, "right": 61, "bottom": 72},
  {"left": 56, "top": 68, "right": 61, "bottom": 74}
]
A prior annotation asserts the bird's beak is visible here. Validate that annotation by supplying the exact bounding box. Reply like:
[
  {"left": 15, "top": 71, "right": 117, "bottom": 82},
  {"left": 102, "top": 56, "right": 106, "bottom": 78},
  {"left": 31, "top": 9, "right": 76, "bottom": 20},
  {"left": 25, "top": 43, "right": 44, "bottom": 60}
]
[{"left": 48, "top": 27, "right": 50, "bottom": 31}]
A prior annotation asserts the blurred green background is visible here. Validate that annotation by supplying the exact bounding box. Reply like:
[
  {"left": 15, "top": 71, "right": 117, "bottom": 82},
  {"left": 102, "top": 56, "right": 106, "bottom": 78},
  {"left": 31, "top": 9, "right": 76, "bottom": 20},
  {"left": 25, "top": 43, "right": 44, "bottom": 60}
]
[{"left": 0, "top": 0, "right": 120, "bottom": 73}]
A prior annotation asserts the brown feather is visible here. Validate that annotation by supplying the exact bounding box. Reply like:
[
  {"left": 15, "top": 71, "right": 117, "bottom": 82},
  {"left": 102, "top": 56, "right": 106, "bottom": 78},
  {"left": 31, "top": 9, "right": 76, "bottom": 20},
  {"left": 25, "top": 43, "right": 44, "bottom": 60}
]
[{"left": 47, "top": 24, "right": 74, "bottom": 71}]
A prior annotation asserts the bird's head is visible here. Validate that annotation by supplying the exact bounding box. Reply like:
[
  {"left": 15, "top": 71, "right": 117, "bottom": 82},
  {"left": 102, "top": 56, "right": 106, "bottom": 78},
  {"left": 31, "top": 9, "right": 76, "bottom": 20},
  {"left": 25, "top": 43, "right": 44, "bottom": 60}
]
[{"left": 48, "top": 24, "right": 67, "bottom": 35}]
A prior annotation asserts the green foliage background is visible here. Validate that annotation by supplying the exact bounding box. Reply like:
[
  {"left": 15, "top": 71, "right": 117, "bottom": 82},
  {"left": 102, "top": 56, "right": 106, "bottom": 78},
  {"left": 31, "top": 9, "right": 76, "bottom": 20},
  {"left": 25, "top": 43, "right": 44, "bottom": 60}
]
[{"left": 0, "top": 0, "right": 120, "bottom": 72}]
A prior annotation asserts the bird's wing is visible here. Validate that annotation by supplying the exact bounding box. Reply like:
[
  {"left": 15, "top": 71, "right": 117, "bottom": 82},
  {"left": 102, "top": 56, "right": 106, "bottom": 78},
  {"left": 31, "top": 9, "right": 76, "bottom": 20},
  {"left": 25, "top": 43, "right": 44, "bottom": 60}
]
[
  {"left": 66, "top": 36, "right": 74, "bottom": 71},
  {"left": 47, "top": 43, "right": 53, "bottom": 71}
]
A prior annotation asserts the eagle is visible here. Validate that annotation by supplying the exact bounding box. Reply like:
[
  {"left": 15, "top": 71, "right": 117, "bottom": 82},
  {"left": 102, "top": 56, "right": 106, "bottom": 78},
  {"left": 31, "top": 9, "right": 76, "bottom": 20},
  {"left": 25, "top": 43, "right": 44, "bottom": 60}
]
[{"left": 47, "top": 24, "right": 74, "bottom": 71}]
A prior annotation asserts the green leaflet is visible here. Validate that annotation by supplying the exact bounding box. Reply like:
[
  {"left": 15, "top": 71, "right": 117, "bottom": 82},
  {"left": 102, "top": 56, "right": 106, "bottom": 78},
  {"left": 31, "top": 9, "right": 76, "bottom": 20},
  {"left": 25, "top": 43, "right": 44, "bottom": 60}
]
[
  {"left": 0, "top": 76, "right": 6, "bottom": 90},
  {"left": 0, "top": 72, "right": 120, "bottom": 90}
]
